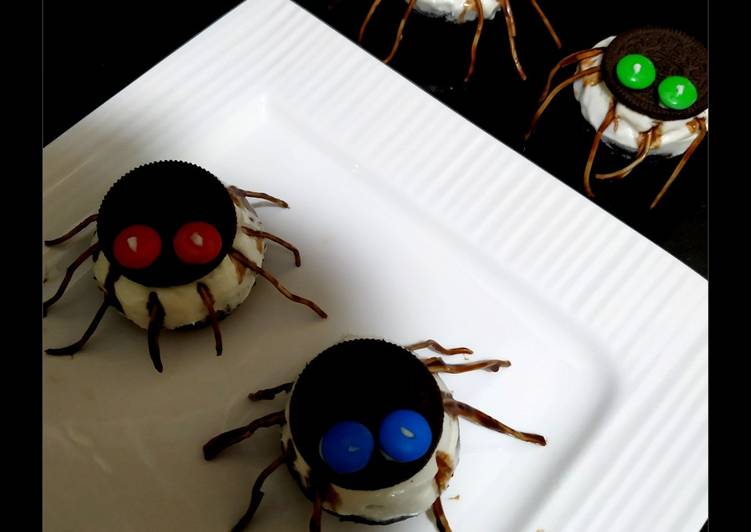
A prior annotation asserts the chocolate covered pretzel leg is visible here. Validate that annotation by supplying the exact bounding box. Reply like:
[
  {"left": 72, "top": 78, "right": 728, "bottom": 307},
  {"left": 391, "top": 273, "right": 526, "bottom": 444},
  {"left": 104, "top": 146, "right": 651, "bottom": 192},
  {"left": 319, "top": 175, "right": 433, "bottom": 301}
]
[
  {"left": 228, "top": 185, "right": 289, "bottom": 208},
  {"left": 405, "top": 339, "right": 473, "bottom": 356},
  {"left": 423, "top": 357, "right": 510, "bottom": 374},
  {"left": 197, "top": 283, "right": 223, "bottom": 357},
  {"left": 45, "top": 296, "right": 110, "bottom": 356},
  {"left": 43, "top": 242, "right": 100, "bottom": 316},
  {"left": 248, "top": 382, "right": 294, "bottom": 401},
  {"left": 309, "top": 489, "right": 323, "bottom": 532},
  {"left": 538, "top": 48, "right": 603, "bottom": 104},
  {"left": 464, "top": 0, "right": 485, "bottom": 82},
  {"left": 359, "top": 0, "right": 384, "bottom": 42},
  {"left": 241, "top": 227, "right": 301, "bottom": 266},
  {"left": 583, "top": 102, "right": 617, "bottom": 197},
  {"left": 443, "top": 396, "right": 546, "bottom": 445},
  {"left": 432, "top": 496, "right": 453, "bottom": 532},
  {"left": 230, "top": 249, "right": 327, "bottom": 318},
  {"left": 44, "top": 214, "right": 98, "bottom": 246},
  {"left": 529, "top": 0, "right": 561, "bottom": 48},
  {"left": 147, "top": 292, "right": 166, "bottom": 373},
  {"left": 384, "top": 0, "right": 418, "bottom": 64},
  {"left": 596, "top": 127, "right": 656, "bottom": 180},
  {"left": 203, "top": 410, "right": 286, "bottom": 461},
  {"left": 230, "top": 451, "right": 290, "bottom": 532}
]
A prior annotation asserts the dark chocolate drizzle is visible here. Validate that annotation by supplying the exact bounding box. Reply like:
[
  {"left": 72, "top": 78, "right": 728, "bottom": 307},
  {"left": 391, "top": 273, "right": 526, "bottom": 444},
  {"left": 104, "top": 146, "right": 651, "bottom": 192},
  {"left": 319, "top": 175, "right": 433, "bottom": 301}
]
[
  {"left": 432, "top": 496, "right": 452, "bottom": 532},
  {"left": 196, "top": 283, "right": 222, "bottom": 357}
]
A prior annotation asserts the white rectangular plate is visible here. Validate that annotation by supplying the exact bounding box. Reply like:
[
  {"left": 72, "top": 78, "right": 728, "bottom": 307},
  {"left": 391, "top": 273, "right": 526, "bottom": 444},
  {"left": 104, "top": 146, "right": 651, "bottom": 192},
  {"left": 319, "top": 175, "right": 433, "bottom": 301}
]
[{"left": 42, "top": 1, "right": 708, "bottom": 531}]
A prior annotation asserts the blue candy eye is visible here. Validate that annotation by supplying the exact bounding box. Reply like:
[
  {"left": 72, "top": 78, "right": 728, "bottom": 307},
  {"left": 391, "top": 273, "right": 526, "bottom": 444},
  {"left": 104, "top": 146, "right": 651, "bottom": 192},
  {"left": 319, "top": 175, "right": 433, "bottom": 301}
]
[
  {"left": 319, "top": 421, "right": 374, "bottom": 474},
  {"left": 378, "top": 410, "right": 432, "bottom": 463}
]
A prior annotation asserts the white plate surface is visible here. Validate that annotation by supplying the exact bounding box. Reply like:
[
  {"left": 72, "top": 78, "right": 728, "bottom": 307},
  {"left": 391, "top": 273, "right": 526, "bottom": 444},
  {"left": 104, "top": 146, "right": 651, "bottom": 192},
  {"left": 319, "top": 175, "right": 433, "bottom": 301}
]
[{"left": 42, "top": 1, "right": 708, "bottom": 531}]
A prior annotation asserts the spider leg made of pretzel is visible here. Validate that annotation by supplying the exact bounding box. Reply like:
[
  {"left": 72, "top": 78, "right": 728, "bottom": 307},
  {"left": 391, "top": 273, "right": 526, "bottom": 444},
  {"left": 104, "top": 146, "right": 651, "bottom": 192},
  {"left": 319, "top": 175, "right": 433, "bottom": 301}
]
[
  {"left": 44, "top": 214, "right": 98, "bottom": 246},
  {"left": 405, "top": 339, "right": 474, "bottom": 356},
  {"left": 384, "top": 0, "right": 418, "bottom": 64},
  {"left": 537, "top": 48, "right": 604, "bottom": 105},
  {"left": 595, "top": 127, "right": 656, "bottom": 180},
  {"left": 650, "top": 117, "right": 707, "bottom": 209},
  {"left": 431, "top": 496, "right": 452, "bottom": 532},
  {"left": 525, "top": 65, "right": 600, "bottom": 141},
  {"left": 45, "top": 296, "right": 110, "bottom": 356},
  {"left": 147, "top": 292, "right": 166, "bottom": 373},
  {"left": 423, "top": 357, "right": 510, "bottom": 374},
  {"left": 309, "top": 489, "right": 323, "bottom": 532},
  {"left": 529, "top": 0, "right": 561, "bottom": 49},
  {"left": 241, "top": 227, "right": 301, "bottom": 267},
  {"left": 197, "top": 283, "right": 223, "bottom": 357},
  {"left": 499, "top": 0, "right": 526, "bottom": 80},
  {"left": 43, "top": 242, "right": 100, "bottom": 316},
  {"left": 227, "top": 185, "right": 289, "bottom": 209},
  {"left": 463, "top": 0, "right": 485, "bottom": 82},
  {"left": 248, "top": 382, "right": 294, "bottom": 401},
  {"left": 443, "top": 395, "right": 546, "bottom": 445},
  {"left": 230, "top": 249, "right": 327, "bottom": 318},
  {"left": 583, "top": 102, "right": 617, "bottom": 198},
  {"left": 230, "top": 450, "right": 290, "bottom": 532},
  {"left": 359, "top": 0, "right": 383, "bottom": 42},
  {"left": 203, "top": 410, "right": 286, "bottom": 461}
]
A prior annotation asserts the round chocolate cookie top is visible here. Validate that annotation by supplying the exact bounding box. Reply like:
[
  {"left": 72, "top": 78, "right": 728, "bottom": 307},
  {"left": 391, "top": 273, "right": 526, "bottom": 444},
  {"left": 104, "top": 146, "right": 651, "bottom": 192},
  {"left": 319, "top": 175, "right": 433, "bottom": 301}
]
[
  {"left": 97, "top": 161, "right": 237, "bottom": 288},
  {"left": 601, "top": 27, "right": 708, "bottom": 121},
  {"left": 288, "top": 339, "right": 445, "bottom": 491}
]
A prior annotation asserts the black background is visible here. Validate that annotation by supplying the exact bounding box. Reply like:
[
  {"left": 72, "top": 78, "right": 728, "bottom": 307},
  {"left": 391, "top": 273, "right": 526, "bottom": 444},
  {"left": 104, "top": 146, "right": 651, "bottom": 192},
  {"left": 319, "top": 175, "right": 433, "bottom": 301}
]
[{"left": 42, "top": 1, "right": 708, "bottom": 529}]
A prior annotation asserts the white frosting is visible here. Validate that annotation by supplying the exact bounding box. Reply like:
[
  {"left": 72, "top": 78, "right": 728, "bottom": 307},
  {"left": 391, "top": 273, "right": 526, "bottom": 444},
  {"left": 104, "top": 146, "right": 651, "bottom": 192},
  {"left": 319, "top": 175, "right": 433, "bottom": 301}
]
[
  {"left": 412, "top": 0, "right": 501, "bottom": 22},
  {"left": 282, "top": 375, "right": 460, "bottom": 523},
  {"left": 573, "top": 36, "right": 709, "bottom": 157},
  {"left": 92, "top": 202, "right": 264, "bottom": 330}
]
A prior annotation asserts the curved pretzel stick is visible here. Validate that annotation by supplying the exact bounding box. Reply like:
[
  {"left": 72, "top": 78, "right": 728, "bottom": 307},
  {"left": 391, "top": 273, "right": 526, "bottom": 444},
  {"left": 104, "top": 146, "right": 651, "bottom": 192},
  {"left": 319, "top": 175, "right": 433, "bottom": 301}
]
[
  {"left": 44, "top": 214, "right": 97, "bottom": 246},
  {"left": 583, "top": 103, "right": 617, "bottom": 198},
  {"left": 384, "top": 0, "right": 418, "bottom": 64},
  {"left": 230, "top": 249, "right": 327, "bottom": 318},
  {"left": 230, "top": 451, "right": 290, "bottom": 532},
  {"left": 538, "top": 48, "right": 603, "bottom": 104},
  {"left": 650, "top": 118, "right": 707, "bottom": 209},
  {"left": 147, "top": 292, "right": 166, "bottom": 373},
  {"left": 423, "top": 357, "right": 510, "bottom": 374},
  {"left": 443, "top": 396, "right": 546, "bottom": 445},
  {"left": 249, "top": 382, "right": 294, "bottom": 401},
  {"left": 529, "top": 0, "right": 561, "bottom": 48},
  {"left": 525, "top": 66, "right": 600, "bottom": 141},
  {"left": 197, "top": 283, "right": 222, "bottom": 357},
  {"left": 359, "top": 0, "right": 384, "bottom": 42},
  {"left": 228, "top": 186, "right": 289, "bottom": 208},
  {"left": 596, "top": 127, "right": 655, "bottom": 180},
  {"left": 500, "top": 0, "right": 526, "bottom": 80},
  {"left": 43, "top": 242, "right": 100, "bottom": 316},
  {"left": 242, "top": 227, "right": 301, "bottom": 267},
  {"left": 203, "top": 410, "right": 286, "bottom": 461},
  {"left": 464, "top": 0, "right": 485, "bottom": 82},
  {"left": 45, "top": 296, "right": 110, "bottom": 356},
  {"left": 432, "top": 496, "right": 452, "bottom": 532},
  {"left": 405, "top": 339, "right": 473, "bottom": 356}
]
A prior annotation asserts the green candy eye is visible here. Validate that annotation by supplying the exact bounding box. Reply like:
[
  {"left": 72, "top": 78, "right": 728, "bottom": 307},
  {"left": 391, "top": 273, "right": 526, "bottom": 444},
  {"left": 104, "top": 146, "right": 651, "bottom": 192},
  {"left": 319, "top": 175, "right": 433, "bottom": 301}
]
[
  {"left": 616, "top": 54, "right": 656, "bottom": 89},
  {"left": 658, "top": 76, "right": 698, "bottom": 110}
]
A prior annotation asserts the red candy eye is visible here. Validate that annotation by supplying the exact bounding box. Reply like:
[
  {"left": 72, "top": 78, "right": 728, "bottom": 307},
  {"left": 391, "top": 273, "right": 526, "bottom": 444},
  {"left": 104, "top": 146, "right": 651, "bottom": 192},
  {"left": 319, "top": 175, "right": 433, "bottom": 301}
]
[
  {"left": 173, "top": 222, "right": 223, "bottom": 265},
  {"left": 113, "top": 225, "right": 162, "bottom": 269}
]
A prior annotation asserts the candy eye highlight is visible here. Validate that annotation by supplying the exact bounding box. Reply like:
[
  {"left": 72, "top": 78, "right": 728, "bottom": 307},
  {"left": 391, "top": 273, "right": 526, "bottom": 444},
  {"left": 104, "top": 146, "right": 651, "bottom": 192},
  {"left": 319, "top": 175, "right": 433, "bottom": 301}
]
[
  {"left": 378, "top": 410, "right": 432, "bottom": 463},
  {"left": 616, "top": 54, "right": 656, "bottom": 90},
  {"left": 658, "top": 76, "right": 698, "bottom": 110},
  {"left": 320, "top": 421, "right": 374, "bottom": 474},
  {"left": 113, "top": 225, "right": 162, "bottom": 269},
  {"left": 173, "top": 221, "right": 223, "bottom": 265}
]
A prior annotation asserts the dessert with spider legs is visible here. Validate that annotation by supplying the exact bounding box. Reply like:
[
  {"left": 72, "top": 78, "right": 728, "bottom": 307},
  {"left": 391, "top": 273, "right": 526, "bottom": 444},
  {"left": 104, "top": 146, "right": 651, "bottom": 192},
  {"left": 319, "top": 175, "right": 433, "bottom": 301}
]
[
  {"left": 43, "top": 160, "right": 326, "bottom": 372},
  {"left": 526, "top": 27, "right": 707, "bottom": 208},
  {"left": 203, "top": 338, "right": 545, "bottom": 531},
  {"left": 359, "top": 0, "right": 560, "bottom": 81}
]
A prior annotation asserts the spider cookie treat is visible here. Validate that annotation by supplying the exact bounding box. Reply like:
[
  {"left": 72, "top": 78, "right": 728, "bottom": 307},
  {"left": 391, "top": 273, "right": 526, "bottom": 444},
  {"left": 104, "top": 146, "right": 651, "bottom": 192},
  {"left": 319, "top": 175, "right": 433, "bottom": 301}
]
[
  {"left": 203, "top": 339, "right": 545, "bottom": 531},
  {"left": 526, "top": 27, "right": 708, "bottom": 208},
  {"left": 43, "top": 161, "right": 326, "bottom": 373},
  {"left": 359, "top": 0, "right": 560, "bottom": 81}
]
